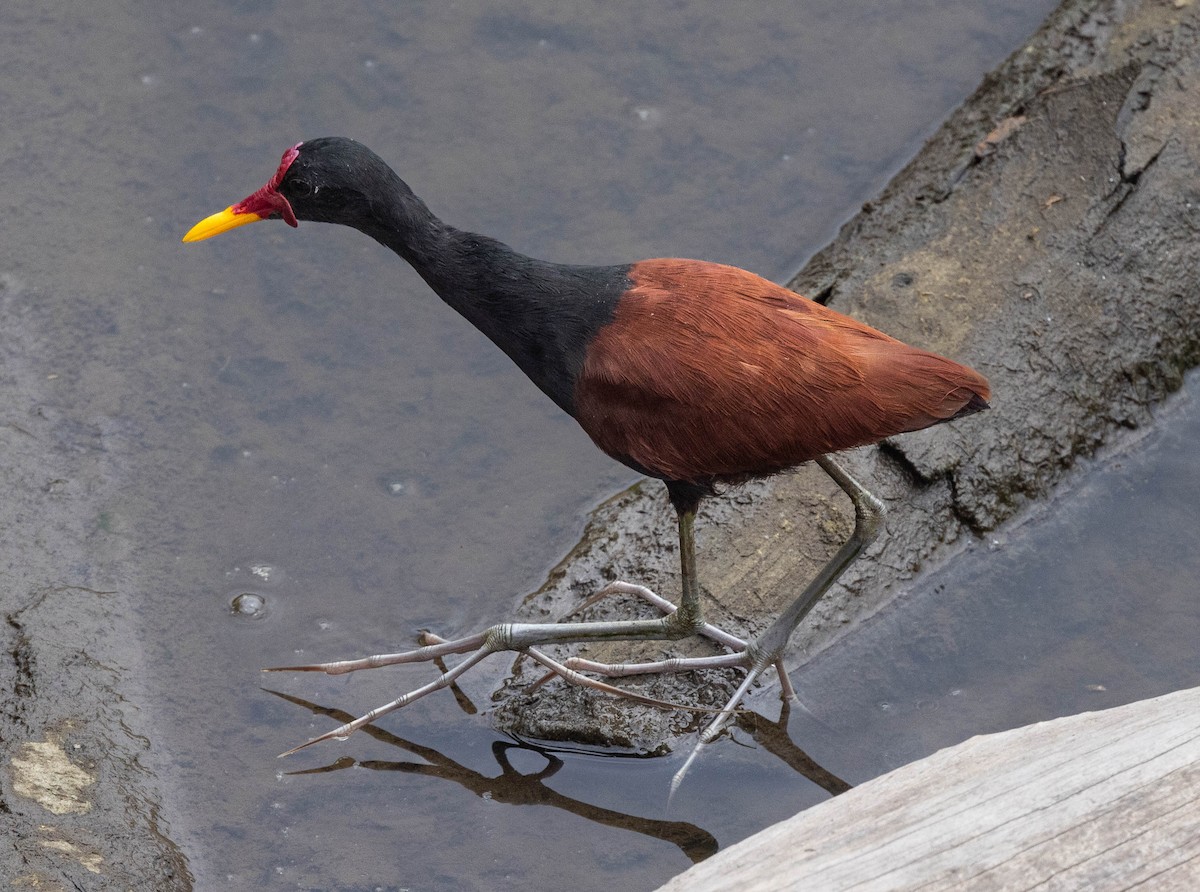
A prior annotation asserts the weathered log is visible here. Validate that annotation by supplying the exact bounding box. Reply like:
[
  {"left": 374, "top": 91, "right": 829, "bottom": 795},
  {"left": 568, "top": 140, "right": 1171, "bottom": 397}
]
[{"left": 657, "top": 685, "right": 1200, "bottom": 891}]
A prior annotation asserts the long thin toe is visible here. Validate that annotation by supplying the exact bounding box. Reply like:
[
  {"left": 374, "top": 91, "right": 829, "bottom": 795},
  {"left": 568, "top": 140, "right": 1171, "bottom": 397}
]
[
  {"left": 264, "top": 633, "right": 490, "bottom": 676},
  {"left": 525, "top": 647, "right": 715, "bottom": 713},
  {"left": 263, "top": 661, "right": 349, "bottom": 674},
  {"left": 669, "top": 742, "right": 705, "bottom": 805},
  {"left": 669, "top": 665, "right": 765, "bottom": 797},
  {"left": 279, "top": 720, "right": 362, "bottom": 757},
  {"left": 571, "top": 581, "right": 747, "bottom": 651},
  {"left": 279, "top": 643, "right": 497, "bottom": 754}
]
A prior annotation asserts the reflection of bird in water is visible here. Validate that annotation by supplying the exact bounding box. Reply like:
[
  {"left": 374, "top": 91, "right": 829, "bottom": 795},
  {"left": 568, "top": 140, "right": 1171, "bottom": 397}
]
[
  {"left": 268, "top": 689, "right": 719, "bottom": 864},
  {"left": 188, "top": 138, "right": 989, "bottom": 783}
]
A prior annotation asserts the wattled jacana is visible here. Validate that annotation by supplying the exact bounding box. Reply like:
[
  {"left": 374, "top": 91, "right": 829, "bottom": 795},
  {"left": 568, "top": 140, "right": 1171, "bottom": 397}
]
[{"left": 185, "top": 138, "right": 990, "bottom": 778}]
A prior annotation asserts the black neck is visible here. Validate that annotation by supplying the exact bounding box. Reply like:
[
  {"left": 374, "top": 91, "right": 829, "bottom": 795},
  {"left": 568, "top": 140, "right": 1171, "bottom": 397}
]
[
  {"left": 355, "top": 172, "right": 448, "bottom": 271},
  {"left": 354, "top": 174, "right": 628, "bottom": 417}
]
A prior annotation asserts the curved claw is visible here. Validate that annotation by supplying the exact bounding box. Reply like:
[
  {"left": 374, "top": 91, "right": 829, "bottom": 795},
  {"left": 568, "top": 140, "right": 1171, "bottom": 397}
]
[{"left": 279, "top": 716, "right": 369, "bottom": 756}]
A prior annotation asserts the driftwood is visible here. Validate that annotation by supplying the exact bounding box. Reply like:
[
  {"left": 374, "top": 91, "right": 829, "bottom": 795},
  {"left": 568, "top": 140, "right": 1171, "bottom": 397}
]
[{"left": 657, "top": 686, "right": 1200, "bottom": 891}]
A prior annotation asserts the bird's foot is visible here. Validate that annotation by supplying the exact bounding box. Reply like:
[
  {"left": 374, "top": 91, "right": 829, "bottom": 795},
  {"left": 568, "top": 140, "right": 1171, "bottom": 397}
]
[
  {"left": 267, "top": 632, "right": 496, "bottom": 755},
  {"left": 524, "top": 595, "right": 802, "bottom": 796},
  {"left": 266, "top": 609, "right": 703, "bottom": 755},
  {"left": 523, "top": 579, "right": 750, "bottom": 695},
  {"left": 415, "top": 632, "right": 704, "bottom": 714},
  {"left": 525, "top": 581, "right": 804, "bottom": 784}
]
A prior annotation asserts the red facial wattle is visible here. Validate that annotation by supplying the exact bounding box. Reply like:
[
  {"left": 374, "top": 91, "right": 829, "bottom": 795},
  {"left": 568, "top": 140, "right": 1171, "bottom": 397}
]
[{"left": 182, "top": 142, "right": 303, "bottom": 242}]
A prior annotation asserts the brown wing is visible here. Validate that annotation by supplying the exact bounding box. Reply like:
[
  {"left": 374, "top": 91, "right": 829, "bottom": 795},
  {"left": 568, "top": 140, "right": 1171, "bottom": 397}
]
[{"left": 574, "top": 258, "right": 990, "bottom": 483}]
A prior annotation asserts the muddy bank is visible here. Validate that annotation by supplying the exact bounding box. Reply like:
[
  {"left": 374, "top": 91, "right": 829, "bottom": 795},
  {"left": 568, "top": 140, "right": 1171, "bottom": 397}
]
[
  {"left": 497, "top": 0, "right": 1200, "bottom": 745},
  {"left": 0, "top": 325, "right": 192, "bottom": 886}
]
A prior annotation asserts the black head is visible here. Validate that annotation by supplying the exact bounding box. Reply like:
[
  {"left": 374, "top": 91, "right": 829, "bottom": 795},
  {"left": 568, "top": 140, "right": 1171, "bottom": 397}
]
[
  {"left": 276, "top": 137, "right": 402, "bottom": 228},
  {"left": 183, "top": 137, "right": 407, "bottom": 242}
]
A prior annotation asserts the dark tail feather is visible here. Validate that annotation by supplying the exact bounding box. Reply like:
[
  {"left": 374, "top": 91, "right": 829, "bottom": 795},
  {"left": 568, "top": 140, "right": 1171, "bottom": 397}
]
[
  {"left": 931, "top": 388, "right": 988, "bottom": 427},
  {"left": 948, "top": 390, "right": 990, "bottom": 422}
]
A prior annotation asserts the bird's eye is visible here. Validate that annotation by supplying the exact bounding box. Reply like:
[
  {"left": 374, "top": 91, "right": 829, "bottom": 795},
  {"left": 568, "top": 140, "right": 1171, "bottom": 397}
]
[{"left": 291, "top": 178, "right": 314, "bottom": 197}]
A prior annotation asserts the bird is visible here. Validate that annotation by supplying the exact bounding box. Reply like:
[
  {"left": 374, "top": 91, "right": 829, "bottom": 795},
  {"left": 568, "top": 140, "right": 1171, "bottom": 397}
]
[{"left": 184, "top": 137, "right": 990, "bottom": 780}]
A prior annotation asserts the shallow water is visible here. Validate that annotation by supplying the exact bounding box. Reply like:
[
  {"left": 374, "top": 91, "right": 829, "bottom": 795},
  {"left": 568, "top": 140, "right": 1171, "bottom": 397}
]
[{"left": 5, "top": 1, "right": 1150, "bottom": 888}]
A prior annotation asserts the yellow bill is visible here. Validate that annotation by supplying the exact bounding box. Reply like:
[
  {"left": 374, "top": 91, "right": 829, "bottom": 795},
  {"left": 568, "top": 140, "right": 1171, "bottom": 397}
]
[{"left": 182, "top": 207, "right": 264, "bottom": 243}]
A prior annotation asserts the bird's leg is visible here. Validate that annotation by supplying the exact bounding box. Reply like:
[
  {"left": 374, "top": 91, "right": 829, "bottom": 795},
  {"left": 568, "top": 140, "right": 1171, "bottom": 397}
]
[
  {"left": 268, "top": 504, "right": 718, "bottom": 753},
  {"left": 740, "top": 456, "right": 885, "bottom": 684},
  {"left": 673, "top": 505, "right": 704, "bottom": 631},
  {"left": 270, "top": 508, "right": 705, "bottom": 681},
  {"left": 671, "top": 455, "right": 885, "bottom": 795},
  {"left": 524, "top": 500, "right": 754, "bottom": 694}
]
